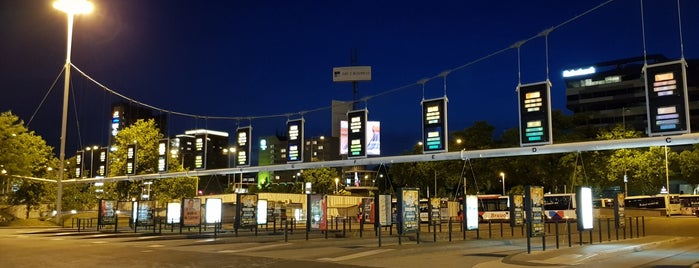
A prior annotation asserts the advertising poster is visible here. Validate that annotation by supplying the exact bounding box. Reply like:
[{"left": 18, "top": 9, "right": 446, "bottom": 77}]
[
  {"left": 308, "top": 194, "right": 327, "bottom": 230},
  {"left": 99, "top": 199, "right": 117, "bottom": 225},
  {"left": 257, "top": 199, "right": 268, "bottom": 225},
  {"left": 378, "top": 195, "right": 392, "bottom": 227},
  {"left": 182, "top": 198, "right": 201, "bottom": 227},
  {"left": 526, "top": 186, "right": 545, "bottom": 237},
  {"left": 137, "top": 201, "right": 154, "bottom": 226},
  {"left": 576, "top": 186, "right": 594, "bottom": 231},
  {"left": 397, "top": 188, "right": 419, "bottom": 235},
  {"left": 237, "top": 194, "right": 257, "bottom": 228},
  {"left": 430, "top": 197, "right": 441, "bottom": 224},
  {"left": 360, "top": 197, "right": 374, "bottom": 224},
  {"left": 615, "top": 193, "right": 625, "bottom": 228},
  {"left": 510, "top": 194, "right": 524, "bottom": 227},
  {"left": 205, "top": 198, "right": 222, "bottom": 224},
  {"left": 465, "top": 195, "right": 479, "bottom": 231},
  {"left": 167, "top": 202, "right": 181, "bottom": 224}
]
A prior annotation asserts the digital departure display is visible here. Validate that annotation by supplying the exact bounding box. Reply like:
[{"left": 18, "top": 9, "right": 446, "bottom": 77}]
[
  {"left": 157, "top": 139, "right": 168, "bottom": 173},
  {"left": 422, "top": 97, "right": 448, "bottom": 153},
  {"left": 347, "top": 110, "right": 367, "bottom": 159},
  {"left": 287, "top": 119, "right": 304, "bottom": 163},
  {"left": 645, "top": 60, "right": 690, "bottom": 136},
  {"left": 75, "top": 150, "right": 84, "bottom": 178},
  {"left": 236, "top": 127, "right": 252, "bottom": 166},
  {"left": 126, "top": 144, "right": 136, "bottom": 175},
  {"left": 518, "top": 81, "right": 552, "bottom": 146},
  {"left": 96, "top": 147, "right": 108, "bottom": 177}
]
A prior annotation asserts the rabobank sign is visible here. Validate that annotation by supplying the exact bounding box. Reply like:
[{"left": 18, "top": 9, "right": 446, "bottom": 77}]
[{"left": 332, "top": 66, "right": 372, "bottom": 82}]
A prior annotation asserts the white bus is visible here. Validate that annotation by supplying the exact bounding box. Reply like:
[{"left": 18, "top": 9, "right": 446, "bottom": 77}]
[
  {"left": 543, "top": 193, "right": 577, "bottom": 221},
  {"left": 624, "top": 195, "right": 681, "bottom": 216},
  {"left": 477, "top": 195, "right": 510, "bottom": 222}
]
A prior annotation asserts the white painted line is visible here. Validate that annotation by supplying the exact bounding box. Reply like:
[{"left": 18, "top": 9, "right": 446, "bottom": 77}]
[
  {"left": 196, "top": 238, "right": 216, "bottom": 243},
  {"left": 218, "top": 243, "right": 291, "bottom": 253},
  {"left": 318, "top": 249, "right": 394, "bottom": 262},
  {"left": 91, "top": 241, "right": 107, "bottom": 244},
  {"left": 146, "top": 244, "right": 165, "bottom": 248}
]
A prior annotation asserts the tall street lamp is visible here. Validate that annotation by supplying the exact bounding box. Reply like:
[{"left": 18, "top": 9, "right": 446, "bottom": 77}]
[
  {"left": 53, "top": 0, "right": 93, "bottom": 222},
  {"left": 499, "top": 172, "right": 506, "bottom": 196}
]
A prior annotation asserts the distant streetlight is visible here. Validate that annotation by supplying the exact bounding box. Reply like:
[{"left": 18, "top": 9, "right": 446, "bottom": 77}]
[
  {"left": 334, "top": 177, "right": 339, "bottom": 194},
  {"left": 53, "top": 0, "right": 93, "bottom": 223},
  {"left": 499, "top": 172, "right": 506, "bottom": 196}
]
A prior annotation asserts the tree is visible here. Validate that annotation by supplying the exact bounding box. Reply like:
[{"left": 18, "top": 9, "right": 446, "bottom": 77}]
[
  {"left": 0, "top": 111, "right": 55, "bottom": 218},
  {"left": 105, "top": 119, "right": 197, "bottom": 203},
  {"left": 301, "top": 168, "right": 340, "bottom": 195}
]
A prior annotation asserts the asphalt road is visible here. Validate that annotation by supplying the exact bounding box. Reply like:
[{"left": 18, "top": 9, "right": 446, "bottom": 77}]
[{"left": 1, "top": 216, "right": 698, "bottom": 268}]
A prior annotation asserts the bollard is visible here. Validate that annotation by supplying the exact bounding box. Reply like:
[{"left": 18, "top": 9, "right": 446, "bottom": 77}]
[
  {"left": 629, "top": 217, "right": 633, "bottom": 239},
  {"left": 555, "top": 220, "right": 559, "bottom": 249},
  {"left": 642, "top": 216, "right": 645, "bottom": 237},
  {"left": 567, "top": 221, "right": 572, "bottom": 248},
  {"left": 635, "top": 217, "right": 640, "bottom": 238},
  {"left": 500, "top": 222, "right": 504, "bottom": 238},
  {"left": 607, "top": 218, "right": 611, "bottom": 241},
  {"left": 449, "top": 218, "right": 452, "bottom": 242},
  {"left": 488, "top": 220, "right": 492, "bottom": 239},
  {"left": 343, "top": 218, "right": 346, "bottom": 238},
  {"left": 284, "top": 220, "right": 289, "bottom": 243},
  {"left": 598, "top": 218, "right": 602, "bottom": 243}
]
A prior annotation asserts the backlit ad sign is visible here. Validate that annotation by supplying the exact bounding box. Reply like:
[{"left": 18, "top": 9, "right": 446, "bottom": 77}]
[
  {"left": 378, "top": 195, "right": 392, "bottom": 227},
  {"left": 518, "top": 81, "right": 552, "bottom": 146},
  {"left": 236, "top": 194, "right": 257, "bottom": 229},
  {"left": 397, "top": 188, "right": 419, "bottom": 235},
  {"left": 525, "top": 186, "right": 545, "bottom": 237},
  {"left": 576, "top": 187, "right": 594, "bottom": 231},
  {"left": 465, "top": 195, "right": 479, "bottom": 231},
  {"left": 136, "top": 201, "right": 154, "bottom": 226},
  {"left": 347, "top": 110, "right": 367, "bottom": 159},
  {"left": 645, "top": 60, "right": 690, "bottom": 136},
  {"left": 257, "top": 199, "right": 268, "bottom": 225},
  {"left": 167, "top": 202, "right": 180, "bottom": 224},
  {"left": 182, "top": 198, "right": 201, "bottom": 227},
  {"left": 340, "top": 120, "right": 380, "bottom": 156},
  {"left": 287, "top": 119, "right": 304, "bottom": 163},
  {"left": 126, "top": 144, "right": 137, "bottom": 175},
  {"left": 98, "top": 199, "right": 116, "bottom": 225},
  {"left": 430, "top": 197, "right": 441, "bottom": 224},
  {"left": 157, "top": 139, "right": 169, "bottom": 173},
  {"left": 236, "top": 127, "right": 252, "bottom": 167},
  {"left": 615, "top": 193, "right": 625, "bottom": 228},
  {"left": 422, "top": 97, "right": 448, "bottom": 153},
  {"left": 205, "top": 198, "right": 222, "bottom": 224},
  {"left": 308, "top": 194, "right": 327, "bottom": 231},
  {"left": 510, "top": 194, "right": 524, "bottom": 227}
]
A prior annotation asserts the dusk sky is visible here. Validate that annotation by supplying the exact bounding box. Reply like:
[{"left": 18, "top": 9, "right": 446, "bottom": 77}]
[{"left": 1, "top": 0, "right": 697, "bottom": 156}]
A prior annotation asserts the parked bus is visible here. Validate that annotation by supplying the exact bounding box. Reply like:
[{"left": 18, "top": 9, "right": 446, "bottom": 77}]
[
  {"left": 677, "top": 195, "right": 699, "bottom": 216},
  {"left": 543, "top": 193, "right": 577, "bottom": 221},
  {"left": 476, "top": 195, "right": 510, "bottom": 222},
  {"left": 624, "top": 195, "right": 681, "bottom": 216}
]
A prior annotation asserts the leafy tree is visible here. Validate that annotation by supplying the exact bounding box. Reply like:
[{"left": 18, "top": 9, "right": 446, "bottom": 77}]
[
  {"left": 301, "top": 168, "right": 340, "bottom": 195},
  {"left": 0, "top": 111, "right": 55, "bottom": 218},
  {"left": 679, "top": 144, "right": 699, "bottom": 187},
  {"left": 105, "top": 119, "right": 196, "bottom": 203}
]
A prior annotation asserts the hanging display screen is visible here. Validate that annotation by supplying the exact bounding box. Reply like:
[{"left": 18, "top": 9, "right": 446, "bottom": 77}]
[
  {"left": 347, "top": 110, "right": 367, "bottom": 159},
  {"left": 645, "top": 60, "right": 690, "bottom": 136},
  {"left": 518, "top": 81, "right": 552, "bottom": 146},
  {"left": 422, "top": 97, "right": 448, "bottom": 153},
  {"left": 236, "top": 127, "right": 252, "bottom": 166},
  {"left": 287, "top": 119, "right": 304, "bottom": 163}
]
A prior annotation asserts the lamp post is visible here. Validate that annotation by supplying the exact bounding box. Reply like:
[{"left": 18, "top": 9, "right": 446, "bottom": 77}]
[
  {"left": 334, "top": 177, "right": 339, "bottom": 194},
  {"left": 53, "top": 0, "right": 93, "bottom": 223},
  {"left": 499, "top": 172, "right": 506, "bottom": 196}
]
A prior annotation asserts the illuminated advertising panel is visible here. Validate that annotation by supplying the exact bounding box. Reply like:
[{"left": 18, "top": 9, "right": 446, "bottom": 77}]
[
  {"left": 510, "top": 194, "right": 524, "bottom": 227},
  {"left": 98, "top": 199, "right": 116, "bottom": 225},
  {"left": 465, "top": 195, "right": 479, "bottom": 231},
  {"left": 236, "top": 194, "right": 257, "bottom": 229},
  {"left": 341, "top": 120, "right": 380, "bottom": 156},
  {"left": 257, "top": 199, "right": 268, "bottom": 225},
  {"left": 615, "top": 193, "right": 625, "bottom": 228},
  {"left": 96, "top": 147, "right": 108, "bottom": 177},
  {"left": 422, "top": 97, "right": 448, "bottom": 153},
  {"left": 347, "top": 110, "right": 367, "bottom": 159},
  {"left": 167, "top": 202, "right": 180, "bottom": 224},
  {"left": 430, "top": 197, "right": 441, "bottom": 224},
  {"left": 518, "top": 81, "right": 552, "bottom": 146},
  {"left": 182, "top": 198, "right": 201, "bottom": 227},
  {"left": 397, "top": 188, "right": 419, "bottom": 235},
  {"left": 525, "top": 186, "right": 545, "bottom": 237},
  {"left": 287, "top": 119, "right": 304, "bottom": 163},
  {"left": 645, "top": 60, "right": 690, "bottom": 136},
  {"left": 236, "top": 127, "right": 252, "bottom": 167},
  {"left": 157, "top": 139, "right": 169, "bottom": 173},
  {"left": 136, "top": 201, "right": 154, "bottom": 226},
  {"left": 126, "top": 144, "right": 137, "bottom": 175},
  {"left": 576, "top": 187, "right": 594, "bottom": 231},
  {"left": 378, "top": 194, "right": 392, "bottom": 227},
  {"left": 75, "top": 150, "right": 84, "bottom": 178},
  {"left": 205, "top": 198, "right": 222, "bottom": 224},
  {"left": 308, "top": 194, "right": 327, "bottom": 230}
]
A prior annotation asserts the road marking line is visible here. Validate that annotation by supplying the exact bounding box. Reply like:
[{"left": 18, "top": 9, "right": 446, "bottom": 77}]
[
  {"left": 318, "top": 249, "right": 394, "bottom": 262},
  {"left": 218, "top": 243, "right": 291, "bottom": 253},
  {"left": 91, "top": 241, "right": 107, "bottom": 244},
  {"left": 146, "top": 244, "right": 165, "bottom": 248}
]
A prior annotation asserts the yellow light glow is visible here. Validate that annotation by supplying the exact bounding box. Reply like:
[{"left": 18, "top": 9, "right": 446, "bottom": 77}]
[{"left": 53, "top": 0, "right": 93, "bottom": 15}]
